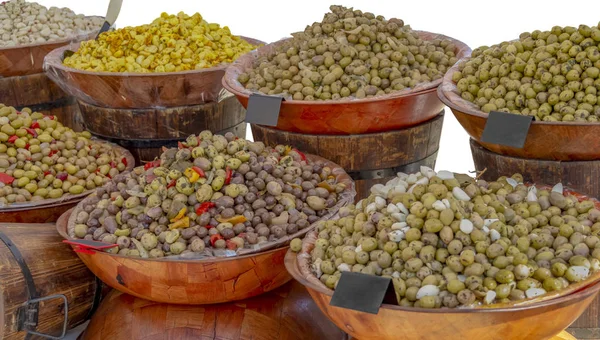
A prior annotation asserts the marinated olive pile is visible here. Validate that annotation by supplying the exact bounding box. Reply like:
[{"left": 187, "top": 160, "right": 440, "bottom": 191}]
[
  {"left": 70, "top": 130, "right": 346, "bottom": 258},
  {"left": 452, "top": 23, "right": 600, "bottom": 122},
  {"left": 0, "top": 0, "right": 103, "bottom": 47},
  {"left": 0, "top": 105, "right": 128, "bottom": 204},
  {"left": 305, "top": 167, "right": 600, "bottom": 308},
  {"left": 238, "top": 5, "right": 458, "bottom": 100},
  {"left": 63, "top": 12, "right": 258, "bottom": 73}
]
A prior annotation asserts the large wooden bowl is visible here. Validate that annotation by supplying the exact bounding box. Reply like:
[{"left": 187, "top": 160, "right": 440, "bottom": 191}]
[
  {"left": 0, "top": 140, "right": 134, "bottom": 223},
  {"left": 285, "top": 183, "right": 600, "bottom": 340},
  {"left": 0, "top": 18, "right": 102, "bottom": 77},
  {"left": 82, "top": 281, "right": 347, "bottom": 340},
  {"left": 222, "top": 31, "right": 471, "bottom": 135},
  {"left": 43, "top": 37, "right": 264, "bottom": 109},
  {"left": 438, "top": 60, "right": 600, "bottom": 161}
]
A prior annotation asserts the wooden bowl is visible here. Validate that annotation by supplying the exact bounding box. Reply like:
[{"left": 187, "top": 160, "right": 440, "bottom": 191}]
[
  {"left": 82, "top": 281, "right": 347, "bottom": 340},
  {"left": 43, "top": 37, "right": 264, "bottom": 109},
  {"left": 0, "top": 140, "right": 134, "bottom": 223},
  {"left": 222, "top": 31, "right": 471, "bottom": 135},
  {"left": 0, "top": 18, "right": 102, "bottom": 77},
  {"left": 56, "top": 154, "right": 355, "bottom": 304},
  {"left": 285, "top": 183, "right": 600, "bottom": 340},
  {"left": 438, "top": 60, "right": 600, "bottom": 161}
]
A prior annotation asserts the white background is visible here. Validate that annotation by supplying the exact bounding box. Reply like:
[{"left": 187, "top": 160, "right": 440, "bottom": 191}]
[{"left": 37, "top": 0, "right": 600, "bottom": 174}]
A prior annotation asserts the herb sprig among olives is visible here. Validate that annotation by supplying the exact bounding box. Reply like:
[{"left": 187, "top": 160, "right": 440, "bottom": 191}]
[
  {"left": 70, "top": 131, "right": 349, "bottom": 258},
  {"left": 238, "top": 5, "right": 458, "bottom": 101},
  {"left": 305, "top": 167, "right": 600, "bottom": 308}
]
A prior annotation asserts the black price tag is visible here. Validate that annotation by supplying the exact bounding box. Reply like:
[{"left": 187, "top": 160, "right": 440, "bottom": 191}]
[
  {"left": 329, "top": 272, "right": 391, "bottom": 314},
  {"left": 245, "top": 94, "right": 283, "bottom": 126},
  {"left": 480, "top": 111, "right": 533, "bottom": 149}
]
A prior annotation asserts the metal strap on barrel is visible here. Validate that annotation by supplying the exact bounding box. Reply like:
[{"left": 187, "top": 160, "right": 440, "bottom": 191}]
[
  {"left": 346, "top": 151, "right": 439, "bottom": 180},
  {"left": 0, "top": 230, "right": 69, "bottom": 339},
  {"left": 15, "top": 97, "right": 73, "bottom": 113}
]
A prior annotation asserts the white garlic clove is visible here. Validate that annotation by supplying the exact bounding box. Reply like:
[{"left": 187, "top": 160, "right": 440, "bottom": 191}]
[
  {"left": 415, "top": 176, "right": 429, "bottom": 185},
  {"left": 396, "top": 202, "right": 409, "bottom": 215},
  {"left": 442, "top": 199, "right": 451, "bottom": 209},
  {"left": 452, "top": 187, "right": 470, "bottom": 201},
  {"left": 355, "top": 245, "right": 363, "bottom": 253},
  {"left": 506, "top": 178, "right": 518, "bottom": 188},
  {"left": 552, "top": 183, "right": 564, "bottom": 194},
  {"left": 484, "top": 290, "right": 496, "bottom": 304},
  {"left": 387, "top": 203, "right": 400, "bottom": 214},
  {"left": 396, "top": 172, "right": 408, "bottom": 180},
  {"left": 436, "top": 170, "right": 455, "bottom": 180},
  {"left": 566, "top": 266, "right": 590, "bottom": 282},
  {"left": 527, "top": 190, "right": 538, "bottom": 202},
  {"left": 391, "top": 222, "right": 407, "bottom": 230},
  {"left": 356, "top": 200, "right": 364, "bottom": 211},
  {"left": 370, "top": 184, "right": 388, "bottom": 197},
  {"left": 484, "top": 218, "right": 499, "bottom": 227},
  {"left": 490, "top": 229, "right": 501, "bottom": 242},
  {"left": 525, "top": 288, "right": 547, "bottom": 298},
  {"left": 392, "top": 271, "right": 401, "bottom": 278},
  {"left": 416, "top": 285, "right": 440, "bottom": 299},
  {"left": 375, "top": 196, "right": 386, "bottom": 210},
  {"left": 460, "top": 219, "right": 474, "bottom": 234},
  {"left": 313, "top": 258, "right": 323, "bottom": 278},
  {"left": 337, "top": 263, "right": 351, "bottom": 272},
  {"left": 365, "top": 202, "right": 377, "bottom": 215},
  {"left": 388, "top": 230, "right": 405, "bottom": 242},
  {"left": 420, "top": 166, "right": 436, "bottom": 179},
  {"left": 407, "top": 173, "right": 418, "bottom": 185},
  {"left": 391, "top": 213, "right": 407, "bottom": 222},
  {"left": 432, "top": 200, "right": 446, "bottom": 211},
  {"left": 482, "top": 226, "right": 490, "bottom": 234},
  {"left": 457, "top": 274, "right": 466, "bottom": 282}
]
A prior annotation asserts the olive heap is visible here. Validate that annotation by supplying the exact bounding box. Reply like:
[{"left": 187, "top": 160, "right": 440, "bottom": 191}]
[
  {"left": 303, "top": 167, "right": 600, "bottom": 308},
  {"left": 452, "top": 23, "right": 600, "bottom": 122},
  {"left": 0, "top": 105, "right": 128, "bottom": 205},
  {"left": 237, "top": 5, "right": 458, "bottom": 101},
  {"left": 70, "top": 130, "right": 346, "bottom": 258}
]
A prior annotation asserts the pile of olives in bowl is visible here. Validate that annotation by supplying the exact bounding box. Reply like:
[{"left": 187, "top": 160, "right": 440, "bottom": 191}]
[
  {"left": 0, "top": 104, "right": 129, "bottom": 205},
  {"left": 237, "top": 5, "right": 459, "bottom": 101},
  {"left": 452, "top": 23, "right": 600, "bottom": 122},
  {"left": 299, "top": 167, "right": 600, "bottom": 308},
  {"left": 68, "top": 130, "right": 352, "bottom": 258}
]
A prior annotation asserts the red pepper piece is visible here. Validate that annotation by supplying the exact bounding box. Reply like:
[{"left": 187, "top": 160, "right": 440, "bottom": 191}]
[
  {"left": 44, "top": 115, "right": 55, "bottom": 120},
  {"left": 121, "top": 157, "right": 127, "bottom": 167},
  {"left": 15, "top": 110, "right": 21, "bottom": 114},
  {"left": 294, "top": 148, "right": 307, "bottom": 161},
  {"left": 225, "top": 167, "right": 232, "bottom": 185},
  {"left": 0, "top": 173, "right": 15, "bottom": 185},
  {"left": 56, "top": 173, "right": 68, "bottom": 181},
  {"left": 25, "top": 128, "right": 37, "bottom": 137},
  {"left": 195, "top": 202, "right": 216, "bottom": 215},
  {"left": 110, "top": 161, "right": 116, "bottom": 168},
  {"left": 167, "top": 179, "right": 176, "bottom": 188},
  {"left": 7, "top": 135, "right": 17, "bottom": 144},
  {"left": 30, "top": 121, "right": 40, "bottom": 129},
  {"left": 143, "top": 159, "right": 160, "bottom": 170},
  {"left": 24, "top": 143, "right": 29, "bottom": 150},
  {"left": 177, "top": 141, "right": 187, "bottom": 149},
  {"left": 43, "top": 171, "right": 51, "bottom": 176},
  {"left": 48, "top": 149, "right": 58, "bottom": 157},
  {"left": 226, "top": 240, "right": 237, "bottom": 250},
  {"left": 191, "top": 166, "right": 205, "bottom": 178},
  {"left": 210, "top": 234, "right": 224, "bottom": 247}
]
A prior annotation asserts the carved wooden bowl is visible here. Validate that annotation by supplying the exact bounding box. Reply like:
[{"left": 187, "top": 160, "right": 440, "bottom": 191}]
[{"left": 223, "top": 31, "right": 471, "bottom": 135}]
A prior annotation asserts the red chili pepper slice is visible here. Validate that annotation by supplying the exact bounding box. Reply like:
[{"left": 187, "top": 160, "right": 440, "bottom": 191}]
[
  {"left": 56, "top": 173, "right": 68, "bottom": 181},
  {"left": 110, "top": 161, "right": 116, "bottom": 168},
  {"left": 44, "top": 115, "right": 55, "bottom": 120},
  {"left": 30, "top": 121, "right": 40, "bottom": 129},
  {"left": 225, "top": 167, "right": 232, "bottom": 185},
  {"left": 167, "top": 179, "right": 176, "bottom": 189},
  {"left": 25, "top": 128, "right": 37, "bottom": 137},
  {"left": 177, "top": 141, "right": 187, "bottom": 149},
  {"left": 48, "top": 149, "right": 58, "bottom": 157},
  {"left": 43, "top": 171, "right": 51, "bottom": 176},
  {"left": 121, "top": 157, "right": 127, "bottom": 167},
  {"left": 294, "top": 148, "right": 307, "bottom": 161},
  {"left": 143, "top": 159, "right": 160, "bottom": 170},
  {"left": 24, "top": 143, "right": 29, "bottom": 150},
  {"left": 7, "top": 135, "right": 17, "bottom": 144},
  {"left": 195, "top": 202, "right": 216, "bottom": 216},
  {"left": 191, "top": 166, "right": 205, "bottom": 178},
  {"left": 210, "top": 234, "right": 224, "bottom": 247},
  {"left": 226, "top": 240, "right": 237, "bottom": 250},
  {"left": 0, "top": 173, "right": 15, "bottom": 185},
  {"left": 15, "top": 110, "right": 21, "bottom": 114}
]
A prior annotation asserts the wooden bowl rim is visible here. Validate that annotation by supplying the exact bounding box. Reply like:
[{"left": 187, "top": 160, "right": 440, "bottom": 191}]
[
  {"left": 0, "top": 16, "right": 104, "bottom": 52},
  {"left": 0, "top": 139, "right": 134, "bottom": 212},
  {"left": 58, "top": 152, "right": 356, "bottom": 262},
  {"left": 438, "top": 57, "right": 600, "bottom": 127},
  {"left": 222, "top": 31, "right": 472, "bottom": 105},
  {"left": 43, "top": 36, "right": 265, "bottom": 77},
  {"left": 287, "top": 182, "right": 600, "bottom": 312}
]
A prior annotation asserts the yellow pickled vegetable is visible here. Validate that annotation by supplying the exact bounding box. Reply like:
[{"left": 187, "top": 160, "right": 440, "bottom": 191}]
[{"left": 63, "top": 12, "right": 258, "bottom": 73}]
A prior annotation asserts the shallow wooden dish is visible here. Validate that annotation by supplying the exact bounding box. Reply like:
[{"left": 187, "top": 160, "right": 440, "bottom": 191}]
[
  {"left": 56, "top": 153, "right": 355, "bottom": 304},
  {"left": 285, "top": 183, "right": 600, "bottom": 340},
  {"left": 438, "top": 60, "right": 600, "bottom": 161},
  {"left": 0, "top": 18, "right": 101, "bottom": 77},
  {"left": 44, "top": 37, "right": 264, "bottom": 109},
  {"left": 82, "top": 281, "right": 347, "bottom": 340},
  {"left": 222, "top": 31, "right": 470, "bottom": 135},
  {"left": 0, "top": 140, "right": 134, "bottom": 223}
]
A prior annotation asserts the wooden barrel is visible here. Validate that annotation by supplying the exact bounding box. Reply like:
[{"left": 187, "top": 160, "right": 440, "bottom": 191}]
[
  {"left": 77, "top": 95, "right": 247, "bottom": 165},
  {"left": 82, "top": 281, "right": 347, "bottom": 340},
  {"left": 470, "top": 138, "right": 600, "bottom": 338},
  {"left": 0, "top": 72, "right": 84, "bottom": 131},
  {"left": 0, "top": 223, "right": 104, "bottom": 339},
  {"left": 252, "top": 112, "right": 444, "bottom": 201}
]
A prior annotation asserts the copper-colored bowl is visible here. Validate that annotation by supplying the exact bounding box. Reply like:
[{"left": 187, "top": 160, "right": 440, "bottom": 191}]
[
  {"left": 0, "top": 140, "right": 134, "bottom": 223},
  {"left": 438, "top": 59, "right": 600, "bottom": 161},
  {"left": 56, "top": 154, "right": 355, "bottom": 304},
  {"left": 223, "top": 31, "right": 471, "bottom": 135},
  {"left": 43, "top": 37, "right": 264, "bottom": 109},
  {"left": 285, "top": 183, "right": 600, "bottom": 340},
  {"left": 0, "top": 17, "right": 102, "bottom": 77}
]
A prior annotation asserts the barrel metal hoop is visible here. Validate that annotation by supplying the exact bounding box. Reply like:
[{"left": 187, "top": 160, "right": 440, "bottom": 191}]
[
  {"left": 346, "top": 151, "right": 439, "bottom": 180},
  {"left": 0, "top": 230, "right": 37, "bottom": 300},
  {"left": 20, "top": 295, "right": 69, "bottom": 340},
  {"left": 14, "top": 96, "right": 73, "bottom": 113}
]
